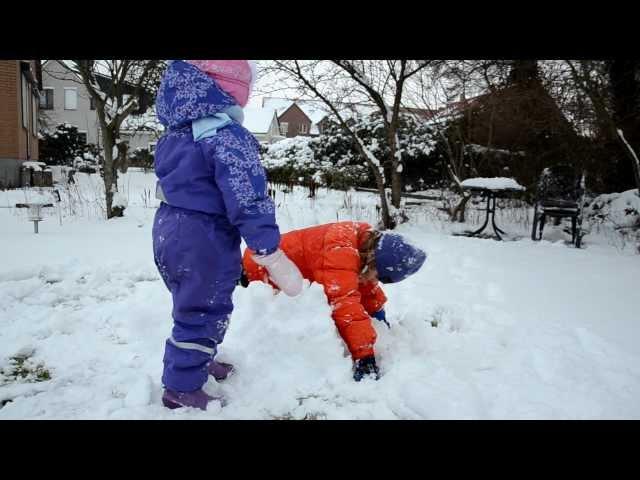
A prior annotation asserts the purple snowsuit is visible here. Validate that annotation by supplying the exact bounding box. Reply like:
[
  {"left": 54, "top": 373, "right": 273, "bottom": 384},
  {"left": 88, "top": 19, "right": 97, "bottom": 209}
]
[{"left": 152, "top": 61, "right": 280, "bottom": 392}]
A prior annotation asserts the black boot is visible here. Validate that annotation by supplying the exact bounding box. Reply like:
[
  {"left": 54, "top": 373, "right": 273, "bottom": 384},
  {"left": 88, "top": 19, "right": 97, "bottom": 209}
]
[
  {"left": 238, "top": 269, "right": 249, "bottom": 288},
  {"left": 353, "top": 355, "right": 380, "bottom": 382}
]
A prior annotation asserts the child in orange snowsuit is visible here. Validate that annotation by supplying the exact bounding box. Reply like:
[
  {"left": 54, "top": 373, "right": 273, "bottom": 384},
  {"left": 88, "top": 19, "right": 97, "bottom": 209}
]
[{"left": 241, "top": 221, "right": 427, "bottom": 381}]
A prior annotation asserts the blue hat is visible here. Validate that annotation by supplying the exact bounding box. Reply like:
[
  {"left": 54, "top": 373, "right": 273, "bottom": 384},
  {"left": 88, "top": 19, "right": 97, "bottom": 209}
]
[{"left": 374, "top": 233, "right": 427, "bottom": 284}]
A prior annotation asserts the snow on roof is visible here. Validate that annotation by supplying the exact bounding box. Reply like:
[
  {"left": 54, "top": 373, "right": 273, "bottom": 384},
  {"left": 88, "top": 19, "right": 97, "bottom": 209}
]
[
  {"left": 461, "top": 177, "right": 526, "bottom": 191},
  {"left": 262, "top": 97, "right": 294, "bottom": 115},
  {"left": 243, "top": 107, "right": 277, "bottom": 134},
  {"left": 297, "top": 103, "right": 331, "bottom": 124}
]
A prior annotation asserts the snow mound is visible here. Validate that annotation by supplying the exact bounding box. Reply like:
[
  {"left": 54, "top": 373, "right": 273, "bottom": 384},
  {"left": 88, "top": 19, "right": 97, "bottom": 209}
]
[{"left": 585, "top": 189, "right": 640, "bottom": 230}]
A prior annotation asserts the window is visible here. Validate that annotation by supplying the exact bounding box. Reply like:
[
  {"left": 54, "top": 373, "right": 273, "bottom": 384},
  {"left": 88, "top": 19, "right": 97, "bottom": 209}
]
[
  {"left": 31, "top": 94, "right": 37, "bottom": 135},
  {"left": 40, "top": 87, "right": 54, "bottom": 110},
  {"left": 280, "top": 122, "right": 288, "bottom": 135},
  {"left": 21, "top": 74, "right": 29, "bottom": 128},
  {"left": 78, "top": 131, "right": 87, "bottom": 145},
  {"left": 90, "top": 96, "right": 96, "bottom": 110},
  {"left": 299, "top": 123, "right": 308, "bottom": 134},
  {"left": 64, "top": 87, "right": 78, "bottom": 110}
]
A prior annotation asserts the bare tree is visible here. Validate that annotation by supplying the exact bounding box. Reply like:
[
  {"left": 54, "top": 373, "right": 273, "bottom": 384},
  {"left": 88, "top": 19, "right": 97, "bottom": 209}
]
[
  {"left": 608, "top": 60, "right": 640, "bottom": 195},
  {"left": 59, "top": 60, "right": 165, "bottom": 218},
  {"left": 565, "top": 59, "right": 640, "bottom": 194},
  {"left": 266, "top": 60, "right": 431, "bottom": 230},
  {"left": 407, "top": 61, "right": 478, "bottom": 222}
]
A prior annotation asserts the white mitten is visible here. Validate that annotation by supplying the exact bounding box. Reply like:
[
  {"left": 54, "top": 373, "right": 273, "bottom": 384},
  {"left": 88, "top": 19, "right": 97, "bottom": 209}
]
[{"left": 253, "top": 249, "right": 303, "bottom": 297}]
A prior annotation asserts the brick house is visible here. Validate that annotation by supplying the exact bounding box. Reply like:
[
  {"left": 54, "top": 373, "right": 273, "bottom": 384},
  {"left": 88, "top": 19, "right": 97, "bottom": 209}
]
[
  {"left": 276, "top": 102, "right": 315, "bottom": 138},
  {"left": 0, "top": 60, "right": 42, "bottom": 188},
  {"left": 261, "top": 96, "right": 474, "bottom": 139},
  {"left": 262, "top": 98, "right": 331, "bottom": 138}
]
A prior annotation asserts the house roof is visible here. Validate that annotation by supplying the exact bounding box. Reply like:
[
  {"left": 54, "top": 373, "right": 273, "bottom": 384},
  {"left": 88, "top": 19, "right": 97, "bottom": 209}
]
[
  {"left": 261, "top": 97, "right": 295, "bottom": 114},
  {"left": 262, "top": 97, "right": 379, "bottom": 132},
  {"left": 262, "top": 97, "right": 332, "bottom": 124},
  {"left": 243, "top": 107, "right": 277, "bottom": 134}
]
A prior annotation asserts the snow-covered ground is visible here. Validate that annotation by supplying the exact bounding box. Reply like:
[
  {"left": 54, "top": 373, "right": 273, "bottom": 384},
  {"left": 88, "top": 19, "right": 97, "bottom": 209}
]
[{"left": 1, "top": 170, "right": 639, "bottom": 419}]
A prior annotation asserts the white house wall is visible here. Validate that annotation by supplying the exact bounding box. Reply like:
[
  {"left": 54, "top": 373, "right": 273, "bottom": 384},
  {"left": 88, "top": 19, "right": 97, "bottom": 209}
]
[
  {"left": 121, "top": 130, "right": 159, "bottom": 152},
  {"left": 41, "top": 61, "right": 158, "bottom": 153},
  {"left": 41, "top": 61, "right": 101, "bottom": 145}
]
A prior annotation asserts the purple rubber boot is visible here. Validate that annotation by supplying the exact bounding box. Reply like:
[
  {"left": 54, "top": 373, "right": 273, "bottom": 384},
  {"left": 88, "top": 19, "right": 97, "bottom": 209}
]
[
  {"left": 162, "top": 388, "right": 225, "bottom": 410},
  {"left": 208, "top": 360, "right": 234, "bottom": 382}
]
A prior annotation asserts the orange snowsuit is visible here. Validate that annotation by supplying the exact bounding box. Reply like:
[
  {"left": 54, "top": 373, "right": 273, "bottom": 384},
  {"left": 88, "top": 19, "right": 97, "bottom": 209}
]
[{"left": 242, "top": 222, "right": 387, "bottom": 360}]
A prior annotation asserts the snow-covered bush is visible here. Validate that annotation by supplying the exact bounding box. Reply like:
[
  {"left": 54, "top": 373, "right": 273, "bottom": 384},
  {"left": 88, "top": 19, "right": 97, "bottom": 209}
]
[
  {"left": 128, "top": 147, "right": 154, "bottom": 171},
  {"left": 261, "top": 113, "right": 442, "bottom": 192},
  {"left": 351, "top": 112, "right": 440, "bottom": 190},
  {"left": 74, "top": 154, "right": 99, "bottom": 174},
  {"left": 39, "top": 124, "right": 101, "bottom": 167},
  {"left": 584, "top": 189, "right": 640, "bottom": 252},
  {"left": 585, "top": 190, "right": 640, "bottom": 229},
  {"left": 313, "top": 113, "right": 442, "bottom": 191}
]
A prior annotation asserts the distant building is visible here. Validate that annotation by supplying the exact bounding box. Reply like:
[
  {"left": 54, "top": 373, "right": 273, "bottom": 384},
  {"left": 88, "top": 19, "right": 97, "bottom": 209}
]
[
  {"left": 261, "top": 97, "right": 450, "bottom": 137},
  {"left": 262, "top": 98, "right": 332, "bottom": 137},
  {"left": 243, "top": 107, "right": 284, "bottom": 144},
  {"left": 0, "top": 60, "right": 41, "bottom": 188},
  {"left": 40, "top": 60, "right": 161, "bottom": 154}
]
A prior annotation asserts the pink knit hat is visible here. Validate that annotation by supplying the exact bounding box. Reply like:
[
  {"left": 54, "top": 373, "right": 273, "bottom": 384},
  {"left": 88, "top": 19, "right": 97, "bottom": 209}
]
[{"left": 186, "top": 60, "right": 256, "bottom": 108}]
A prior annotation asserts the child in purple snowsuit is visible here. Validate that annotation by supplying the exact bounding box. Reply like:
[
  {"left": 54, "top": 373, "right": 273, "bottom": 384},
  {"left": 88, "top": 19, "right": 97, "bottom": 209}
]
[{"left": 152, "top": 60, "right": 302, "bottom": 410}]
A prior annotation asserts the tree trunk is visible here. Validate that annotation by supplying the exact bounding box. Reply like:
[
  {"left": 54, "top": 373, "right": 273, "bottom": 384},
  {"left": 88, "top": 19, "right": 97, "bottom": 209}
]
[
  {"left": 388, "top": 126, "right": 405, "bottom": 225},
  {"left": 609, "top": 60, "right": 640, "bottom": 193},
  {"left": 374, "top": 167, "right": 394, "bottom": 230},
  {"left": 451, "top": 193, "right": 471, "bottom": 222},
  {"left": 117, "top": 142, "right": 130, "bottom": 174},
  {"left": 388, "top": 130, "right": 403, "bottom": 208},
  {"left": 351, "top": 133, "right": 395, "bottom": 229},
  {"left": 391, "top": 167, "right": 403, "bottom": 208},
  {"left": 508, "top": 60, "right": 540, "bottom": 87},
  {"left": 617, "top": 129, "right": 640, "bottom": 195},
  {"left": 101, "top": 128, "right": 116, "bottom": 219}
]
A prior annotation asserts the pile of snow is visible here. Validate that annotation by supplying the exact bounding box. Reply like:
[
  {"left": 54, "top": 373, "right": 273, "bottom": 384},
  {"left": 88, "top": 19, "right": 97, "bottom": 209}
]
[
  {"left": 461, "top": 177, "right": 526, "bottom": 191},
  {"left": 585, "top": 189, "right": 640, "bottom": 230},
  {"left": 112, "top": 192, "right": 128, "bottom": 209},
  {"left": 21, "top": 162, "right": 48, "bottom": 172}
]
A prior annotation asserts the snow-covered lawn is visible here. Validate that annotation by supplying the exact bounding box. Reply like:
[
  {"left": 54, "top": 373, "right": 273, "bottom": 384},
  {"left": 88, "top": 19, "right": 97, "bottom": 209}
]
[{"left": 1, "top": 171, "right": 639, "bottom": 419}]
